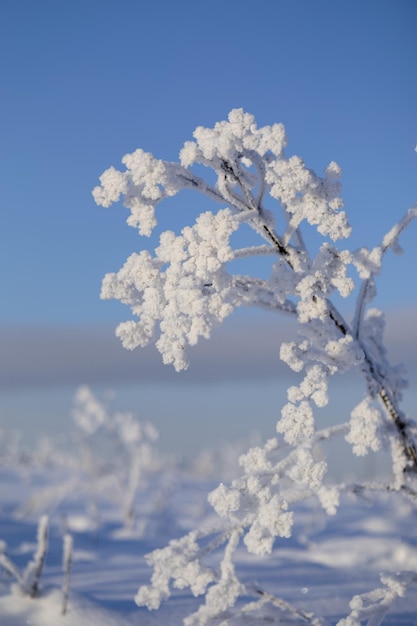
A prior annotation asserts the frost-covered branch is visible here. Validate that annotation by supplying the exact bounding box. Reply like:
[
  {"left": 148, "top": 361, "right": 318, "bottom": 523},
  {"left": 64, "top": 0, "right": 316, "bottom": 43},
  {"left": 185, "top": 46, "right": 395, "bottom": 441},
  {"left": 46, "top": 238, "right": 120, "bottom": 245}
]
[
  {"left": 337, "top": 571, "right": 417, "bottom": 626},
  {"left": 95, "top": 109, "right": 417, "bottom": 623}
]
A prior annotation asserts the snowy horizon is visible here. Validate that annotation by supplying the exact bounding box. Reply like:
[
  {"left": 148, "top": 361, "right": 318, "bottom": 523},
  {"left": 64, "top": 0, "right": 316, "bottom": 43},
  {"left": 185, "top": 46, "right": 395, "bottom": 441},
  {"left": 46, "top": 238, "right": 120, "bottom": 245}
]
[{"left": 1, "top": 306, "right": 417, "bottom": 389}]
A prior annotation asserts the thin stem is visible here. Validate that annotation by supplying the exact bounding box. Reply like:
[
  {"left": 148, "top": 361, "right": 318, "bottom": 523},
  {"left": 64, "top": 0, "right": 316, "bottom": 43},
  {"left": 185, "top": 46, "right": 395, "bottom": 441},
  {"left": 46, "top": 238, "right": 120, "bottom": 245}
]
[
  {"left": 27, "top": 515, "right": 48, "bottom": 598},
  {"left": 262, "top": 224, "right": 293, "bottom": 267},
  {"left": 233, "top": 245, "right": 277, "bottom": 259},
  {"left": 61, "top": 533, "right": 73, "bottom": 615},
  {"left": 0, "top": 553, "right": 23, "bottom": 586},
  {"left": 231, "top": 276, "right": 297, "bottom": 315},
  {"left": 244, "top": 583, "right": 321, "bottom": 624}
]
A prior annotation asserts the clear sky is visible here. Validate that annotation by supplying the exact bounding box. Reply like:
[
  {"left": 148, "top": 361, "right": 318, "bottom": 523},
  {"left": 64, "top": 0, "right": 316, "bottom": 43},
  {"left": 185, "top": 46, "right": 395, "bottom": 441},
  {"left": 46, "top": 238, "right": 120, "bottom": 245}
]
[{"left": 0, "top": 0, "right": 416, "bottom": 458}]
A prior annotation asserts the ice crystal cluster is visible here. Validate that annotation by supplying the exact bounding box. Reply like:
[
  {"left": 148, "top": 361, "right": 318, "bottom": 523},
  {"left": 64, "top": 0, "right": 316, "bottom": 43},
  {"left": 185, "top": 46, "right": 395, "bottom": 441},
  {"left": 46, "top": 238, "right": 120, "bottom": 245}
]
[{"left": 94, "top": 110, "right": 417, "bottom": 624}]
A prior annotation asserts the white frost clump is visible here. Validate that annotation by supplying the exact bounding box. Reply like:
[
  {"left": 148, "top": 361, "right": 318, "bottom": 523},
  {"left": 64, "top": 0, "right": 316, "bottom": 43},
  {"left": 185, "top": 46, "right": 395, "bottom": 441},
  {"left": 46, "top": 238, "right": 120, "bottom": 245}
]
[
  {"left": 277, "top": 400, "right": 316, "bottom": 445},
  {"left": 93, "top": 149, "right": 182, "bottom": 236},
  {"left": 352, "top": 246, "right": 383, "bottom": 280},
  {"left": 266, "top": 156, "right": 350, "bottom": 241},
  {"left": 280, "top": 340, "right": 307, "bottom": 373},
  {"left": 346, "top": 398, "right": 385, "bottom": 456},
  {"left": 180, "top": 108, "right": 287, "bottom": 168},
  {"left": 286, "top": 449, "right": 327, "bottom": 490},
  {"left": 207, "top": 483, "right": 241, "bottom": 518},
  {"left": 72, "top": 385, "right": 108, "bottom": 435},
  {"left": 238, "top": 441, "right": 276, "bottom": 473},
  {"left": 287, "top": 364, "right": 329, "bottom": 407},
  {"left": 135, "top": 532, "right": 216, "bottom": 610},
  {"left": 92, "top": 166, "right": 127, "bottom": 208},
  {"left": 317, "top": 485, "right": 340, "bottom": 515},
  {"left": 101, "top": 208, "right": 239, "bottom": 371},
  {"left": 208, "top": 467, "right": 294, "bottom": 558},
  {"left": 183, "top": 529, "right": 244, "bottom": 626},
  {"left": 243, "top": 496, "right": 293, "bottom": 556}
]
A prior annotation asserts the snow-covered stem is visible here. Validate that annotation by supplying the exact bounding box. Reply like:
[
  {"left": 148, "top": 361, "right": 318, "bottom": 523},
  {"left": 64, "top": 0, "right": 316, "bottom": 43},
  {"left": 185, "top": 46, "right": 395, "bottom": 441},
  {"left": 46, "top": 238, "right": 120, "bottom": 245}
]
[
  {"left": 0, "top": 519, "right": 49, "bottom": 599},
  {"left": 0, "top": 552, "right": 24, "bottom": 587},
  {"left": 24, "top": 515, "right": 49, "bottom": 598},
  {"left": 61, "top": 533, "right": 73, "bottom": 615},
  {"left": 349, "top": 480, "right": 417, "bottom": 504},
  {"left": 243, "top": 583, "right": 327, "bottom": 625}
]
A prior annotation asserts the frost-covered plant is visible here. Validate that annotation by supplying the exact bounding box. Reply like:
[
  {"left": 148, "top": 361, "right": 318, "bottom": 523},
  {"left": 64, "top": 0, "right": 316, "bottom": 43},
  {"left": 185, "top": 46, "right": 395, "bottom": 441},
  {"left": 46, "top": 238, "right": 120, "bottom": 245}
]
[
  {"left": 20, "top": 386, "right": 161, "bottom": 532},
  {"left": 0, "top": 515, "right": 48, "bottom": 598},
  {"left": 71, "top": 385, "right": 161, "bottom": 529},
  {"left": 94, "top": 110, "right": 417, "bottom": 623},
  {"left": 0, "top": 518, "right": 75, "bottom": 613}
]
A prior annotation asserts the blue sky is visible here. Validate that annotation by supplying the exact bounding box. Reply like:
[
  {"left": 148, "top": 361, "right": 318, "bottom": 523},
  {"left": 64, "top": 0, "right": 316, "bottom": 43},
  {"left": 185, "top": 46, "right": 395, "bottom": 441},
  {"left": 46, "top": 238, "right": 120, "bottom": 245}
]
[{"left": 0, "top": 0, "right": 416, "bottom": 457}]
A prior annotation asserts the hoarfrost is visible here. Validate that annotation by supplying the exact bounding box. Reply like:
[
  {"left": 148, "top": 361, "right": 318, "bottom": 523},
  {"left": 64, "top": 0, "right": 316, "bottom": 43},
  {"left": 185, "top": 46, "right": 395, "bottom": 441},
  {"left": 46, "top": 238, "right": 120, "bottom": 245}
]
[{"left": 93, "top": 110, "right": 417, "bottom": 624}]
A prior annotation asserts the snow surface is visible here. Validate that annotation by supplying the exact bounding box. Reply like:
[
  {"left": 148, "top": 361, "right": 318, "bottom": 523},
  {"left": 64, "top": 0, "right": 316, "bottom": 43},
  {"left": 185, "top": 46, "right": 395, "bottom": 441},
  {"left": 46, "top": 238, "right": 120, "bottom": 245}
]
[{"left": 1, "top": 446, "right": 417, "bottom": 625}]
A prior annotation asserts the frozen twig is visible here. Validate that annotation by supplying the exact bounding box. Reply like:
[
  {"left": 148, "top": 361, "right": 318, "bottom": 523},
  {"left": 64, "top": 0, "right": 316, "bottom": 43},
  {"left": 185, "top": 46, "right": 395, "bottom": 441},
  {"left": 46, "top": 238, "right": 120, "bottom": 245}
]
[
  {"left": 61, "top": 533, "right": 73, "bottom": 615},
  {"left": 244, "top": 583, "right": 330, "bottom": 625},
  {"left": 0, "top": 552, "right": 24, "bottom": 586},
  {"left": 24, "top": 515, "right": 49, "bottom": 598}
]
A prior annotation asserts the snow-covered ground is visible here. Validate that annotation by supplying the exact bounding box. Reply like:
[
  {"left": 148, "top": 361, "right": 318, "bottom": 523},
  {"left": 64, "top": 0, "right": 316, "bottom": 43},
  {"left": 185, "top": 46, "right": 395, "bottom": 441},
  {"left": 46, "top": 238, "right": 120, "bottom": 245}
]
[{"left": 1, "top": 429, "right": 417, "bottom": 626}]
